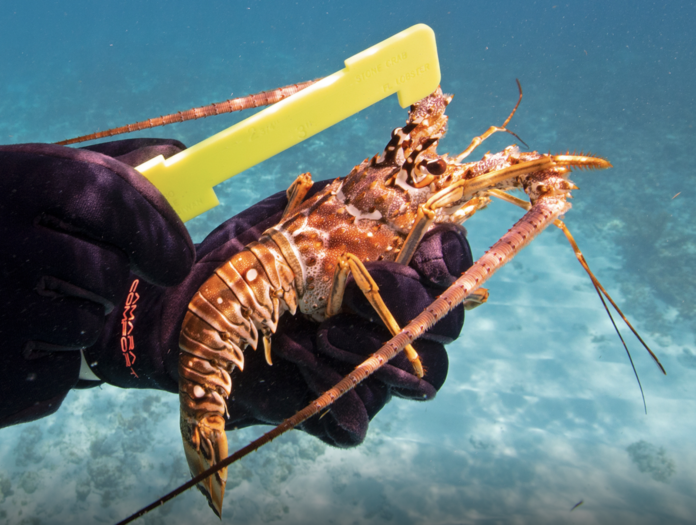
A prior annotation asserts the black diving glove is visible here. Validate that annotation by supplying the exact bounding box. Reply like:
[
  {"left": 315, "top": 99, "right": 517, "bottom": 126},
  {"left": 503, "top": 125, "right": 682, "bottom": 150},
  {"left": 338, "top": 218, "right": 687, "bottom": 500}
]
[{"left": 0, "top": 138, "right": 194, "bottom": 427}]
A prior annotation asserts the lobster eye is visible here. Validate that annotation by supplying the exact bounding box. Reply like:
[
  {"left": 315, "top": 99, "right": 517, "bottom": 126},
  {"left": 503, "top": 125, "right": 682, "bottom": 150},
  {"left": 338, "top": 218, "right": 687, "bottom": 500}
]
[{"left": 425, "top": 159, "right": 447, "bottom": 175}]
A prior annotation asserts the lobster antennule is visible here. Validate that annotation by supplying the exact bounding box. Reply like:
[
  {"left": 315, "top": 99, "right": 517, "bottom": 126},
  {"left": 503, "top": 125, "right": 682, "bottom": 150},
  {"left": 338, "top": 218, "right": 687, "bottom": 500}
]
[{"left": 551, "top": 152, "right": 613, "bottom": 171}]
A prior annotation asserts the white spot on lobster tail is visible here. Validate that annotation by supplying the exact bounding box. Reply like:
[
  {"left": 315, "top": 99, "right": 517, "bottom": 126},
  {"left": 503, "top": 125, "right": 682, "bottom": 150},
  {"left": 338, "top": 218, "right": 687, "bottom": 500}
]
[
  {"left": 193, "top": 385, "right": 206, "bottom": 398},
  {"left": 246, "top": 269, "right": 258, "bottom": 282}
]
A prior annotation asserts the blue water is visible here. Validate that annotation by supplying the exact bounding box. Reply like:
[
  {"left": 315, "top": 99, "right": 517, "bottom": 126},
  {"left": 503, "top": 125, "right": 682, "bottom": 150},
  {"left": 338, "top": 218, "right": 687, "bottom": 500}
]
[{"left": 1, "top": 1, "right": 695, "bottom": 523}]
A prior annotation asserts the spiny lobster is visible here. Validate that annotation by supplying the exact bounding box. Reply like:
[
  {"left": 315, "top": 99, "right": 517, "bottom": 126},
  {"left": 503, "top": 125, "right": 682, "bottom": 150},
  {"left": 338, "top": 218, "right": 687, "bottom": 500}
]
[
  {"left": 61, "top": 80, "right": 663, "bottom": 523},
  {"left": 172, "top": 85, "right": 639, "bottom": 517}
]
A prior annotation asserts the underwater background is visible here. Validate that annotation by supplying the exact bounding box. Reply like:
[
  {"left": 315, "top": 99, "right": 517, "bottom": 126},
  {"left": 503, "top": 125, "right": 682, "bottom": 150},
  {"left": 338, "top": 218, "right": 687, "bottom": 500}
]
[{"left": 1, "top": 1, "right": 695, "bottom": 523}]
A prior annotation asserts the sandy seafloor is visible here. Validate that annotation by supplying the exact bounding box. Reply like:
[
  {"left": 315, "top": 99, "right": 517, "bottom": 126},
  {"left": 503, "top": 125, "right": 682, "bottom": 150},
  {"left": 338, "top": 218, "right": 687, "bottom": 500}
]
[{"left": 1, "top": 1, "right": 695, "bottom": 524}]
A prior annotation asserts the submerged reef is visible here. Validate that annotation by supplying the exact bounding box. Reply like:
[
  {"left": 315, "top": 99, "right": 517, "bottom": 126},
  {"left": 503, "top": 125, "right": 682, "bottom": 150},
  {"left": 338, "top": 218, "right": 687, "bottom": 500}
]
[{"left": 626, "top": 440, "right": 676, "bottom": 483}]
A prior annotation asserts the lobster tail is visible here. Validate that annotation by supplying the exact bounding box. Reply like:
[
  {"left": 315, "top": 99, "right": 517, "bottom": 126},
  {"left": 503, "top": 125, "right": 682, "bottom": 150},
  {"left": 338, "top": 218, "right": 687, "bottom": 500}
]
[{"left": 178, "top": 238, "right": 298, "bottom": 516}]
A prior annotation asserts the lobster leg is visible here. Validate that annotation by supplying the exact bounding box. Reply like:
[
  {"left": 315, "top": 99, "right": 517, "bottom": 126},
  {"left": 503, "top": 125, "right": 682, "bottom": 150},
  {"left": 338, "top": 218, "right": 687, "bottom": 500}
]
[
  {"left": 396, "top": 190, "right": 489, "bottom": 266},
  {"left": 283, "top": 172, "right": 314, "bottom": 218},
  {"left": 326, "top": 253, "right": 424, "bottom": 378},
  {"left": 395, "top": 190, "right": 491, "bottom": 310}
]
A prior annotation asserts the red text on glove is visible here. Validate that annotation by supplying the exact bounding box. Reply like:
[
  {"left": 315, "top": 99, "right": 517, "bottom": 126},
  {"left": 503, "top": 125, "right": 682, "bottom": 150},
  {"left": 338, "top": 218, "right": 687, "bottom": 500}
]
[{"left": 120, "top": 279, "right": 140, "bottom": 378}]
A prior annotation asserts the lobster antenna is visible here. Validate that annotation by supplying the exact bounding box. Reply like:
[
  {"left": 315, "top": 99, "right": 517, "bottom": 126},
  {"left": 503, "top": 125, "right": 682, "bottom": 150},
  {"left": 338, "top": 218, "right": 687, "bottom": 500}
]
[
  {"left": 456, "top": 78, "right": 527, "bottom": 162},
  {"left": 487, "top": 189, "right": 665, "bottom": 411},
  {"left": 55, "top": 79, "right": 319, "bottom": 145},
  {"left": 588, "top": 268, "right": 648, "bottom": 414},
  {"left": 555, "top": 220, "right": 665, "bottom": 376},
  {"left": 501, "top": 79, "right": 528, "bottom": 149}
]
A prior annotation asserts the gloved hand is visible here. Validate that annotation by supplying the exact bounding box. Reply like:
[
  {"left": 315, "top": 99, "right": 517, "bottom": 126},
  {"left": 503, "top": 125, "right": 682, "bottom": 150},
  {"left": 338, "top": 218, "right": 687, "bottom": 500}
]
[
  {"left": 85, "top": 172, "right": 472, "bottom": 447},
  {"left": 0, "top": 137, "right": 472, "bottom": 450},
  {"left": 0, "top": 139, "right": 195, "bottom": 427}
]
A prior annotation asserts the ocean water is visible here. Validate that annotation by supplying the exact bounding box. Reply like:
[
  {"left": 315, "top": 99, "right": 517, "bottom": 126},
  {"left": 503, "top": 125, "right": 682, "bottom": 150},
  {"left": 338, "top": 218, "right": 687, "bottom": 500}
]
[{"left": 1, "top": 1, "right": 694, "bottom": 524}]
